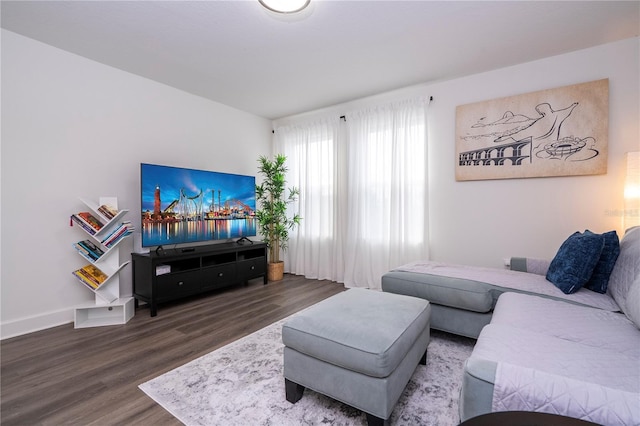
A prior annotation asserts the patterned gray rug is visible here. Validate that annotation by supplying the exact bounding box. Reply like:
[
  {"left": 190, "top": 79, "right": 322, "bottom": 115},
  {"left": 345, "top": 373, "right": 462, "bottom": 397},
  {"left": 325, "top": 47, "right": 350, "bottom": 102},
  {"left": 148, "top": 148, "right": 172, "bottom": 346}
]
[{"left": 139, "top": 315, "right": 475, "bottom": 425}]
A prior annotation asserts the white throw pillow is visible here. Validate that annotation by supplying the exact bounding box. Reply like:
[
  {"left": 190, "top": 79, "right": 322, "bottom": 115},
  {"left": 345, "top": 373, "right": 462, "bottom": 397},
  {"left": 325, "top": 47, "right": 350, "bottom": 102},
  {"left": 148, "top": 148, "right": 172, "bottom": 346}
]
[{"left": 607, "top": 227, "right": 640, "bottom": 313}]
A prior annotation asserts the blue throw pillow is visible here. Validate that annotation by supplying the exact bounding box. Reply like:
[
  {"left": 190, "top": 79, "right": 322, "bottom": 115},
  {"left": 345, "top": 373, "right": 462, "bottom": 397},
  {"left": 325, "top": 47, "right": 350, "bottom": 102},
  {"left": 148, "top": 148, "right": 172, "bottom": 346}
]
[
  {"left": 583, "top": 230, "right": 620, "bottom": 294},
  {"left": 546, "top": 231, "right": 604, "bottom": 294}
]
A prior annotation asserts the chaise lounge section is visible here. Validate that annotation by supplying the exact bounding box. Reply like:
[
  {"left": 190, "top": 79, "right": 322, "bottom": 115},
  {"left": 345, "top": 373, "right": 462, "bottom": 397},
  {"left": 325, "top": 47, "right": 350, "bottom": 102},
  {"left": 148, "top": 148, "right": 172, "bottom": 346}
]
[{"left": 381, "top": 235, "right": 625, "bottom": 339}]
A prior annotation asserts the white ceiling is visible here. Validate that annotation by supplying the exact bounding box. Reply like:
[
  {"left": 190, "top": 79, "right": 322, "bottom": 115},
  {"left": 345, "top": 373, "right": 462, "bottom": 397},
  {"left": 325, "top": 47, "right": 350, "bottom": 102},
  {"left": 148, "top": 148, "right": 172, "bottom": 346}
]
[{"left": 2, "top": 1, "right": 639, "bottom": 120}]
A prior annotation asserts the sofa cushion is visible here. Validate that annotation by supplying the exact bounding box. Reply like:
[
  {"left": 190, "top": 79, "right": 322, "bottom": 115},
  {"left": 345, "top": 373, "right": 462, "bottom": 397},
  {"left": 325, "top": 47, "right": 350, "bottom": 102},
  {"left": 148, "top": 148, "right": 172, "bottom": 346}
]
[
  {"left": 546, "top": 231, "right": 604, "bottom": 294},
  {"left": 387, "top": 262, "right": 621, "bottom": 312},
  {"left": 608, "top": 227, "right": 640, "bottom": 321},
  {"left": 584, "top": 230, "right": 620, "bottom": 294},
  {"left": 381, "top": 270, "right": 494, "bottom": 313},
  {"left": 469, "top": 324, "right": 640, "bottom": 426},
  {"left": 491, "top": 292, "right": 640, "bottom": 357}
]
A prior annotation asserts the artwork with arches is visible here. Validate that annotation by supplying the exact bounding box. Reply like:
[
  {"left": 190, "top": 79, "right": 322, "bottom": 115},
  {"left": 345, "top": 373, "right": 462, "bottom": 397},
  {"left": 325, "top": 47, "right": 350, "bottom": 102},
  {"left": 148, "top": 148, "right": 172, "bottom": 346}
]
[{"left": 455, "top": 79, "right": 608, "bottom": 181}]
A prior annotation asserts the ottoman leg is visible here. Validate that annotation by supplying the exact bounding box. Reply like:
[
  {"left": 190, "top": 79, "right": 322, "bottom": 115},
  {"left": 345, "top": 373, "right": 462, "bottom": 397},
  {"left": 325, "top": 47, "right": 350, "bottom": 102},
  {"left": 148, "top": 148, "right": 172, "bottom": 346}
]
[
  {"left": 420, "top": 348, "right": 428, "bottom": 365},
  {"left": 366, "top": 413, "right": 389, "bottom": 426},
  {"left": 285, "top": 378, "right": 305, "bottom": 403}
]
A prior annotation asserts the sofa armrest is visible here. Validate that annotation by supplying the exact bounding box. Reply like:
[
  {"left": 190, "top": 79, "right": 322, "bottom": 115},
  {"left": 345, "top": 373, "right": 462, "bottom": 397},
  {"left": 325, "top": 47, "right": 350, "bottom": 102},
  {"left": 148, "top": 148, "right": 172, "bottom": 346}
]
[{"left": 510, "top": 257, "right": 551, "bottom": 276}]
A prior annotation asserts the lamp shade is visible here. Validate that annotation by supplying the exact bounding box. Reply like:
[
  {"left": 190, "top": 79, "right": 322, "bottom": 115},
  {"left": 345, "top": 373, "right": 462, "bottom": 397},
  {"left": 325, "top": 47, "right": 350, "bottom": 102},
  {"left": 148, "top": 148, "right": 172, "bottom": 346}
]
[
  {"left": 259, "top": 0, "right": 310, "bottom": 13},
  {"left": 624, "top": 151, "right": 640, "bottom": 229}
]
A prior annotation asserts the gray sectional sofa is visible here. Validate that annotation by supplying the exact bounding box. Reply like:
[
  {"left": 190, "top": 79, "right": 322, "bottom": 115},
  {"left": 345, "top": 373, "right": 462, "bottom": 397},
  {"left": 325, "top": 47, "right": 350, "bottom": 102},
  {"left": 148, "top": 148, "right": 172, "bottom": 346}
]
[{"left": 382, "top": 227, "right": 640, "bottom": 424}]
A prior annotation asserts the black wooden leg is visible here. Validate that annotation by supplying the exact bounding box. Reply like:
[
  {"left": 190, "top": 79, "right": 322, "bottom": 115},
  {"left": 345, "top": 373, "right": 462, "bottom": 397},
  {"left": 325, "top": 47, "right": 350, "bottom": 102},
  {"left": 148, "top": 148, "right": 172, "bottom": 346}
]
[
  {"left": 366, "top": 413, "right": 389, "bottom": 426},
  {"left": 285, "top": 379, "right": 305, "bottom": 403},
  {"left": 420, "top": 348, "right": 428, "bottom": 365}
]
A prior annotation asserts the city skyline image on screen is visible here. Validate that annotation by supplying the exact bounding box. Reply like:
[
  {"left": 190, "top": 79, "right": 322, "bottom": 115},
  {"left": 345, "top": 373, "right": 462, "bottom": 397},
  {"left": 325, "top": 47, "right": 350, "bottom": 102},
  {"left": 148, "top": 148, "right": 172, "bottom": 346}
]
[{"left": 140, "top": 163, "right": 257, "bottom": 247}]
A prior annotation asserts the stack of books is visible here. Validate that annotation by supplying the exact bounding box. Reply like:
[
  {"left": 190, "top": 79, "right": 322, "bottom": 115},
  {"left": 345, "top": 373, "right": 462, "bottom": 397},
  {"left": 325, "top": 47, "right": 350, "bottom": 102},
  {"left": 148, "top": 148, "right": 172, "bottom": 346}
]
[
  {"left": 101, "top": 221, "right": 135, "bottom": 248},
  {"left": 98, "top": 204, "right": 118, "bottom": 220},
  {"left": 73, "top": 239, "right": 105, "bottom": 262},
  {"left": 70, "top": 212, "right": 104, "bottom": 235},
  {"left": 72, "top": 264, "right": 108, "bottom": 290}
]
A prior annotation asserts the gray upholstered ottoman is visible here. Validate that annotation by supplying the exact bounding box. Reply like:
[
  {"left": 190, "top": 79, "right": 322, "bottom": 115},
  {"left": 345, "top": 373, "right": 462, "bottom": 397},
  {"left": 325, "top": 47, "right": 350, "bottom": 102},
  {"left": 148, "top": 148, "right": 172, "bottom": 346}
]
[{"left": 282, "top": 288, "right": 431, "bottom": 425}]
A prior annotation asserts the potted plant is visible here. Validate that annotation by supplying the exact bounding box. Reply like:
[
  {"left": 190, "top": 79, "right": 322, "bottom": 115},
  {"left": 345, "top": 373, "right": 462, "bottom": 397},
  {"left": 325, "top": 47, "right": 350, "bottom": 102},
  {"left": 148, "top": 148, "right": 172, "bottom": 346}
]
[{"left": 255, "top": 154, "right": 301, "bottom": 281}]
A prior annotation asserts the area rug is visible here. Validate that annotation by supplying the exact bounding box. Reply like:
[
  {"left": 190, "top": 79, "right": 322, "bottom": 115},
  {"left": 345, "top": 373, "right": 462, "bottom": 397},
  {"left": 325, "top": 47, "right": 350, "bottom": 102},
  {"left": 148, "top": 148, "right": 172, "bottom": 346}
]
[{"left": 139, "top": 315, "right": 476, "bottom": 425}]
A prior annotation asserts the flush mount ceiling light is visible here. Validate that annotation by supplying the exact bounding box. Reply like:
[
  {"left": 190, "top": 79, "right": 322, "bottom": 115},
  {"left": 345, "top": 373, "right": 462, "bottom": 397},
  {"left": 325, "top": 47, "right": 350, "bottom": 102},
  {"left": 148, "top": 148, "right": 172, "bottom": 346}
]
[{"left": 259, "top": 0, "right": 311, "bottom": 14}]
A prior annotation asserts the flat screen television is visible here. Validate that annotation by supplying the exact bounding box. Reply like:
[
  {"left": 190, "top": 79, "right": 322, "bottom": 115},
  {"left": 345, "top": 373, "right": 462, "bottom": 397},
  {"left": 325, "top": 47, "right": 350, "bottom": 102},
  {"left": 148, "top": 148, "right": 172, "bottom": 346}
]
[{"left": 140, "top": 163, "right": 257, "bottom": 248}]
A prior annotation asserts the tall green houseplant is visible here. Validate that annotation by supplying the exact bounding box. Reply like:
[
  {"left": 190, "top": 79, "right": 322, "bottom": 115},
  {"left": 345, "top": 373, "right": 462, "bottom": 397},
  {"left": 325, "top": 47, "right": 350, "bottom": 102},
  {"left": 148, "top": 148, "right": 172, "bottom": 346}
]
[{"left": 255, "top": 154, "right": 301, "bottom": 281}]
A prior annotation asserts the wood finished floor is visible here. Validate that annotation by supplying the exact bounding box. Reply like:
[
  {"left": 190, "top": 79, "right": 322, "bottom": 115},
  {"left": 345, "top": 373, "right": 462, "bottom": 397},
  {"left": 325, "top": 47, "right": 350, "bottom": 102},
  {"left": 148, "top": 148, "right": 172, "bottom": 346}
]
[{"left": 1, "top": 275, "right": 345, "bottom": 425}]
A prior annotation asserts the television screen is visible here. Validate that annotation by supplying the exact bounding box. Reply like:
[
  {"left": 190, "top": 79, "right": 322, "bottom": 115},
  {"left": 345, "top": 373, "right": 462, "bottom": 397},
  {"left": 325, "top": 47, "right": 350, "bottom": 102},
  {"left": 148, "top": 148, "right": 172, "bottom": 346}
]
[{"left": 140, "top": 163, "right": 257, "bottom": 247}]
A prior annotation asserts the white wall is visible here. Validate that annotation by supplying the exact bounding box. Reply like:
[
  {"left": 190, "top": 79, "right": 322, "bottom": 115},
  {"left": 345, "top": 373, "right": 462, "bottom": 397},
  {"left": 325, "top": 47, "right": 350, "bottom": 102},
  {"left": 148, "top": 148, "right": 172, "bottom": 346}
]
[
  {"left": 1, "top": 30, "right": 272, "bottom": 338},
  {"left": 276, "top": 37, "right": 640, "bottom": 269}
]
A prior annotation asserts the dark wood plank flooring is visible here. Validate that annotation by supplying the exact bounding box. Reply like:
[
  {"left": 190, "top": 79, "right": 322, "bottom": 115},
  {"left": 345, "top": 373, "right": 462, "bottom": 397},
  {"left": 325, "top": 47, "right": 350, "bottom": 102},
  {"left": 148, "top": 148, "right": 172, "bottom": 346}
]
[{"left": 1, "top": 275, "right": 345, "bottom": 425}]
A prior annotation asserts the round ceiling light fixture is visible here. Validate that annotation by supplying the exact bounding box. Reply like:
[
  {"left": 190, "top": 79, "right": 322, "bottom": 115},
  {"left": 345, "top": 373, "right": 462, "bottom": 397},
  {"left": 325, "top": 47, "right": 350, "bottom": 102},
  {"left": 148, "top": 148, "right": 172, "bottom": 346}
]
[{"left": 259, "top": 0, "right": 311, "bottom": 14}]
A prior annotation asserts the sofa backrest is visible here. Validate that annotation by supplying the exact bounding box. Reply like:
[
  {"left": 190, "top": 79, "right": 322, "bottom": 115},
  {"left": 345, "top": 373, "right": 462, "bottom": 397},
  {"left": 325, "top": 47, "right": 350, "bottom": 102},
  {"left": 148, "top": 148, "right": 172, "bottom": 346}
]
[{"left": 607, "top": 226, "right": 640, "bottom": 328}]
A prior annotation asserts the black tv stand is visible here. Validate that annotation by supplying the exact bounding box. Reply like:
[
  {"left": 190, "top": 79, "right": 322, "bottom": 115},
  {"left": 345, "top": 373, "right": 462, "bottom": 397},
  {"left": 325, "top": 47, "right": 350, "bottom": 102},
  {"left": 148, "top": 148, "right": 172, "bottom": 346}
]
[
  {"left": 236, "top": 237, "right": 254, "bottom": 245},
  {"left": 132, "top": 241, "right": 268, "bottom": 316}
]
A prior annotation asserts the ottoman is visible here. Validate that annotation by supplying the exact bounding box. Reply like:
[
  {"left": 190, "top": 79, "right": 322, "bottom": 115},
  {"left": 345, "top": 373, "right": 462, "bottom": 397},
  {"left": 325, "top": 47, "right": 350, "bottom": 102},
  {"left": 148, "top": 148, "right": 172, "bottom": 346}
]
[{"left": 282, "top": 288, "right": 431, "bottom": 425}]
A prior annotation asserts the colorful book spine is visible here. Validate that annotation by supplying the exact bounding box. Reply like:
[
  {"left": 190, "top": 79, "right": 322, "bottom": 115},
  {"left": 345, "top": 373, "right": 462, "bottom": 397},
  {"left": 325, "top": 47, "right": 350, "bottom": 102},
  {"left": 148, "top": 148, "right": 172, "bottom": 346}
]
[
  {"left": 101, "top": 222, "right": 134, "bottom": 247},
  {"left": 77, "top": 267, "right": 101, "bottom": 285},
  {"left": 78, "top": 239, "right": 104, "bottom": 258},
  {"left": 73, "top": 241, "right": 104, "bottom": 261},
  {"left": 70, "top": 215, "right": 97, "bottom": 235},
  {"left": 98, "top": 204, "right": 118, "bottom": 220},
  {"left": 102, "top": 226, "right": 127, "bottom": 245},
  {"left": 77, "top": 212, "right": 104, "bottom": 231},
  {"left": 80, "top": 264, "right": 108, "bottom": 284},
  {"left": 104, "top": 229, "right": 127, "bottom": 247},
  {"left": 72, "top": 270, "right": 99, "bottom": 289},
  {"left": 73, "top": 243, "right": 99, "bottom": 262}
]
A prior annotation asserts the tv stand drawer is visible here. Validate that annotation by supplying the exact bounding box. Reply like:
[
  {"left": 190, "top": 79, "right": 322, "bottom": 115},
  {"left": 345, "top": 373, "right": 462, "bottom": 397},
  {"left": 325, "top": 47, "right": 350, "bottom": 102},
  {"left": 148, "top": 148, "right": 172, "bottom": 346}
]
[
  {"left": 237, "top": 257, "right": 266, "bottom": 281},
  {"left": 202, "top": 263, "right": 237, "bottom": 290},
  {"left": 156, "top": 270, "right": 201, "bottom": 299}
]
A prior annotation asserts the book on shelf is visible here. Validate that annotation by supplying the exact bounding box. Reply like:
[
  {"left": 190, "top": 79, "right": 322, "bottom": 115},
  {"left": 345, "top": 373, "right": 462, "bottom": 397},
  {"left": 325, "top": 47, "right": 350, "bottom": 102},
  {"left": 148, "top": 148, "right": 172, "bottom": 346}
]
[
  {"left": 72, "top": 270, "right": 99, "bottom": 289},
  {"left": 70, "top": 215, "right": 97, "bottom": 235},
  {"left": 101, "top": 221, "right": 135, "bottom": 248},
  {"left": 71, "top": 212, "right": 104, "bottom": 234},
  {"left": 73, "top": 239, "right": 105, "bottom": 261},
  {"left": 98, "top": 204, "right": 118, "bottom": 220},
  {"left": 78, "top": 239, "right": 104, "bottom": 256},
  {"left": 76, "top": 264, "right": 108, "bottom": 285},
  {"left": 77, "top": 211, "right": 104, "bottom": 231},
  {"left": 74, "top": 244, "right": 97, "bottom": 262}
]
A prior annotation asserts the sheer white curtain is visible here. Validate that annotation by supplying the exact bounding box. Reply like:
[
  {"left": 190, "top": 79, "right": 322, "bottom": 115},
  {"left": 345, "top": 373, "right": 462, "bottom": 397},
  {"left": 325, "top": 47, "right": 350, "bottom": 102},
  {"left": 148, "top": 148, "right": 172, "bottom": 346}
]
[
  {"left": 274, "top": 97, "right": 429, "bottom": 289},
  {"left": 274, "top": 116, "right": 345, "bottom": 282},
  {"left": 343, "top": 98, "right": 429, "bottom": 289}
]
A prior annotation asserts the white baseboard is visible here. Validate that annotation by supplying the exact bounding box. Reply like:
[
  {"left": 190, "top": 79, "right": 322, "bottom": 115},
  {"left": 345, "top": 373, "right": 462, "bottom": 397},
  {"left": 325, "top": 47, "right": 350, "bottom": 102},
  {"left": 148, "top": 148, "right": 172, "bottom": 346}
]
[{"left": 1, "top": 308, "right": 74, "bottom": 340}]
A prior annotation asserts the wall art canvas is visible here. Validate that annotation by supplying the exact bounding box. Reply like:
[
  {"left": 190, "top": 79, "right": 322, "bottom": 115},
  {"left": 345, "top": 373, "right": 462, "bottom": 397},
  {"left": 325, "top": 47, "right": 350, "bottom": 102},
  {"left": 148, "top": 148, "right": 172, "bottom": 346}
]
[{"left": 455, "top": 79, "right": 608, "bottom": 181}]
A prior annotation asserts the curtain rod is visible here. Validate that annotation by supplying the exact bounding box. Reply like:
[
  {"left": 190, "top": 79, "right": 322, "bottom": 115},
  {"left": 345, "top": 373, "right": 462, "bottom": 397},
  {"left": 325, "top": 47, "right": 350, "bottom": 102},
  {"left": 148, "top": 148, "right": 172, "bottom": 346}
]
[
  {"left": 272, "top": 96, "right": 433, "bottom": 132},
  {"left": 339, "top": 96, "right": 433, "bottom": 122}
]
